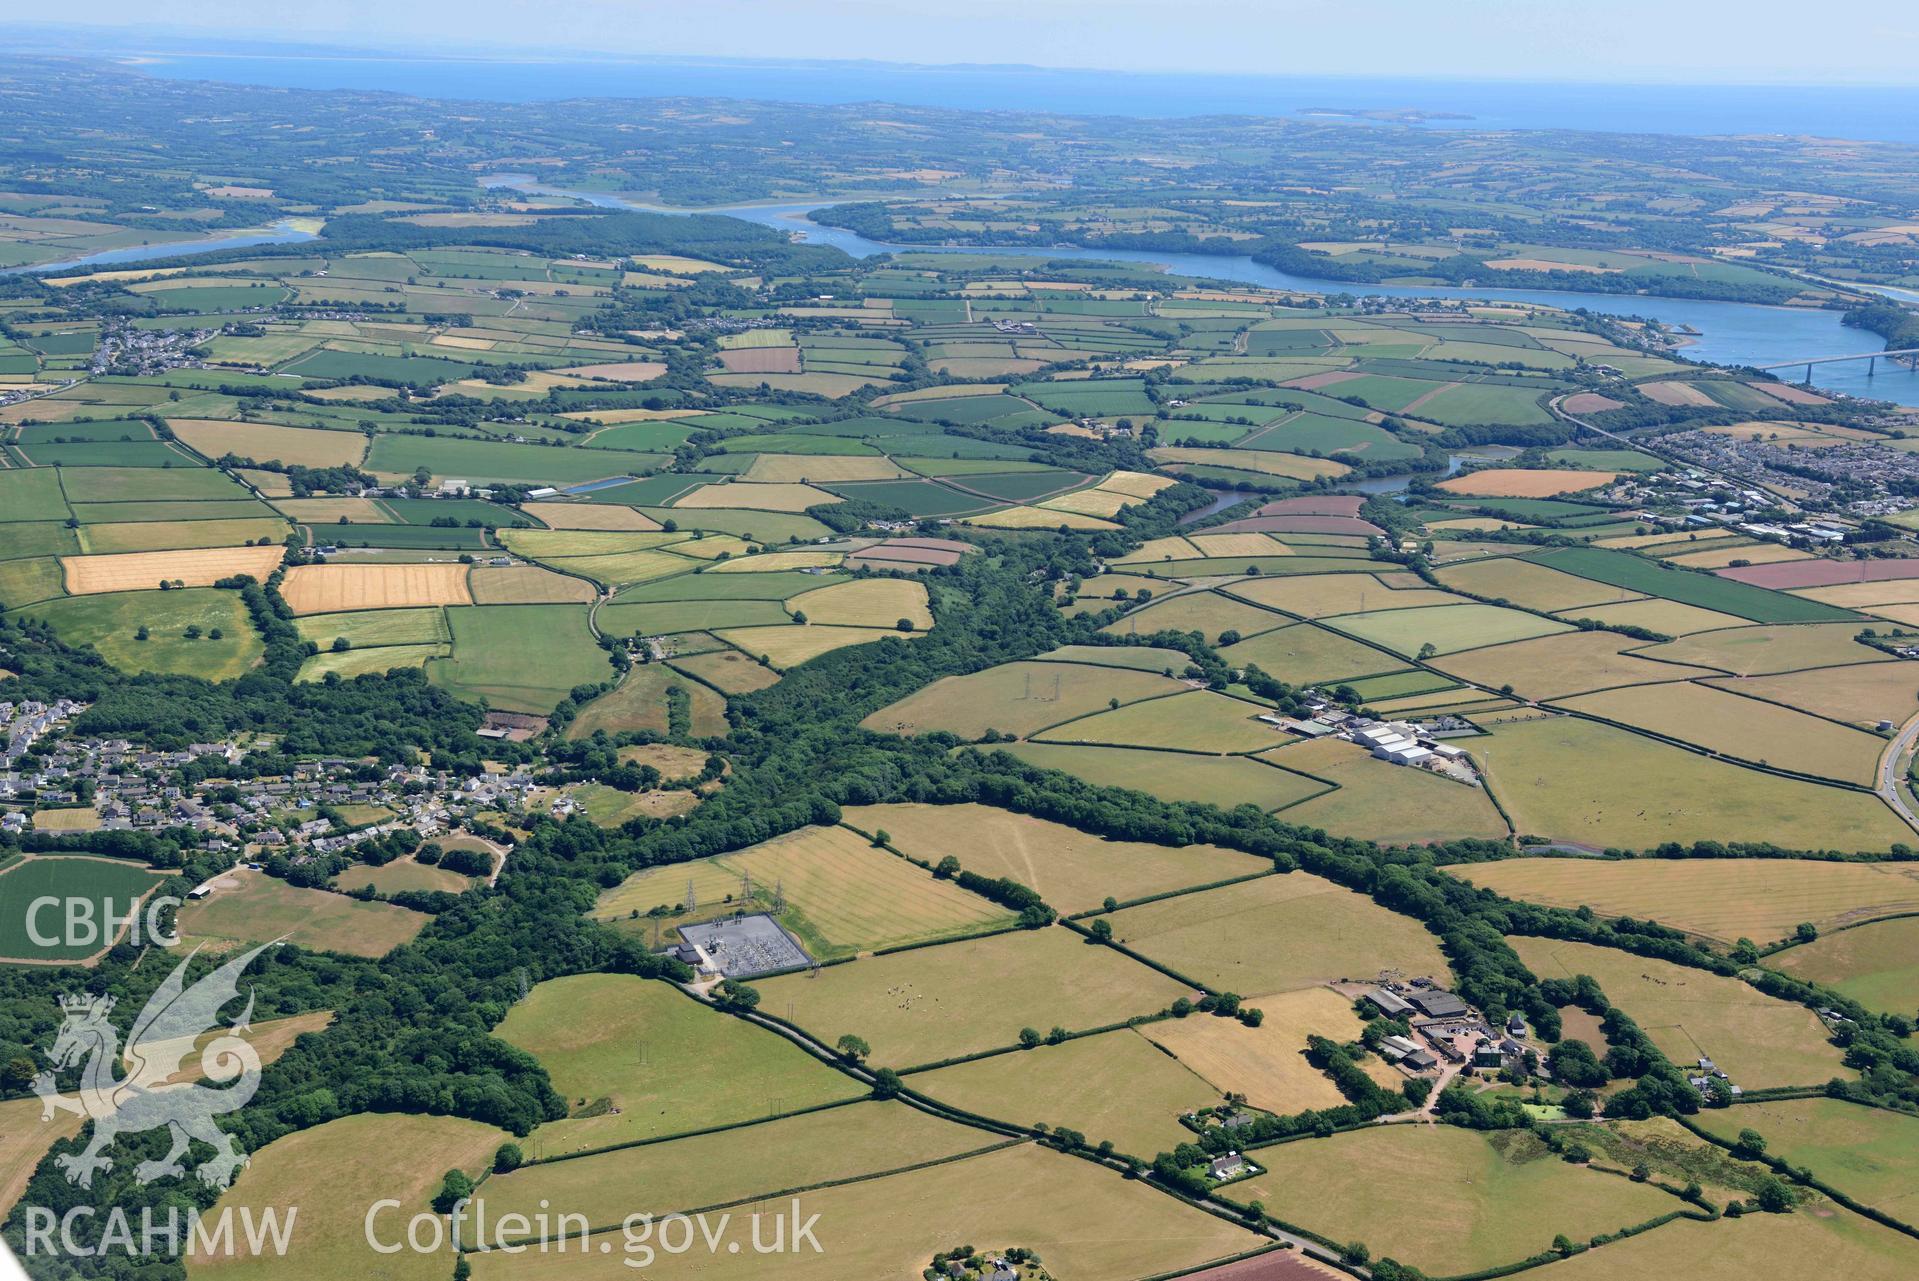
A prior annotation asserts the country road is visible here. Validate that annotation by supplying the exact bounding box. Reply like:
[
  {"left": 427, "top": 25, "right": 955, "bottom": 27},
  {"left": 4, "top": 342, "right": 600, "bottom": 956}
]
[{"left": 1876, "top": 710, "right": 1919, "bottom": 832}]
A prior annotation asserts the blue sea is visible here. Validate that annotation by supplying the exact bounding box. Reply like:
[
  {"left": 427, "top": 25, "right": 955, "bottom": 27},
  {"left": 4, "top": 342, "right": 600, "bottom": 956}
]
[{"left": 127, "top": 52, "right": 1919, "bottom": 143}]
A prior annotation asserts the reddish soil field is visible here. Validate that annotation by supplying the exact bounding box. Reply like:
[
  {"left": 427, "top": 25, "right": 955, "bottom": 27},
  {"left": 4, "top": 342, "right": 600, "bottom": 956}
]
[
  {"left": 1254, "top": 495, "right": 1366, "bottom": 517},
  {"left": 1717, "top": 559, "right": 1919, "bottom": 589},
  {"left": 1562, "top": 392, "right": 1626, "bottom": 413}
]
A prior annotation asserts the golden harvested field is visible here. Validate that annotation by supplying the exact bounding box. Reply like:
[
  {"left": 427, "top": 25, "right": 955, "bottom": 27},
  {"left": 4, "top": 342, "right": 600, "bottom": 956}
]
[
  {"left": 714, "top": 623, "right": 904, "bottom": 668},
  {"left": 1559, "top": 681, "right": 1886, "bottom": 785},
  {"left": 500, "top": 528, "right": 682, "bottom": 558},
  {"left": 1103, "top": 873, "right": 1451, "bottom": 993},
  {"left": 1706, "top": 662, "right": 1919, "bottom": 727},
  {"left": 553, "top": 360, "right": 669, "bottom": 380},
  {"left": 1474, "top": 715, "right": 1909, "bottom": 851},
  {"left": 466, "top": 1142, "right": 1258, "bottom": 1281},
  {"left": 1219, "top": 622, "right": 1402, "bottom": 685},
  {"left": 1667, "top": 542, "right": 1810, "bottom": 569},
  {"left": 1434, "top": 629, "right": 1718, "bottom": 700},
  {"left": 964, "top": 504, "right": 1119, "bottom": 531},
  {"left": 789, "top": 576, "right": 932, "bottom": 628},
  {"left": 1099, "top": 469, "right": 1177, "bottom": 500},
  {"left": 1263, "top": 739, "right": 1510, "bottom": 844},
  {"left": 593, "top": 824, "right": 1012, "bottom": 958},
  {"left": 470, "top": 1102, "right": 991, "bottom": 1231},
  {"left": 844, "top": 802, "right": 1268, "bottom": 914},
  {"left": 669, "top": 647, "right": 781, "bottom": 694},
  {"left": 1141, "top": 986, "right": 1366, "bottom": 1116},
  {"left": 673, "top": 482, "right": 839, "bottom": 511},
  {"left": 271, "top": 496, "right": 393, "bottom": 523},
  {"left": 177, "top": 868, "right": 427, "bottom": 958},
  {"left": 566, "top": 664, "right": 728, "bottom": 738},
  {"left": 1793, "top": 579, "right": 1919, "bottom": 609},
  {"left": 62, "top": 544, "right": 283, "bottom": 595},
  {"left": 1455, "top": 857, "right": 1919, "bottom": 945},
  {"left": 296, "top": 643, "right": 447, "bottom": 682},
  {"left": 189, "top": 1113, "right": 508, "bottom": 1281},
  {"left": 1, "top": 1096, "right": 83, "bottom": 1219},
  {"left": 908, "top": 1029, "right": 1221, "bottom": 1160},
  {"left": 1189, "top": 532, "right": 1292, "bottom": 558},
  {"left": 1224, "top": 573, "right": 1468, "bottom": 618},
  {"left": 1438, "top": 468, "right": 1616, "bottom": 497},
  {"left": 279, "top": 562, "right": 473, "bottom": 613},
  {"left": 758, "top": 926, "right": 1191, "bottom": 1068},
  {"left": 1525, "top": 1205, "right": 1919, "bottom": 1281},
  {"left": 863, "top": 659, "right": 1186, "bottom": 739},
  {"left": 518, "top": 501, "right": 662, "bottom": 530},
  {"left": 167, "top": 418, "right": 368, "bottom": 467},
  {"left": 617, "top": 742, "right": 711, "bottom": 779},
  {"left": 1641, "top": 380, "right": 1721, "bottom": 407},
  {"left": 1222, "top": 1126, "right": 1674, "bottom": 1279},
  {"left": 1151, "top": 445, "right": 1350, "bottom": 479},
  {"left": 1036, "top": 486, "right": 1133, "bottom": 518},
  {"left": 741, "top": 454, "right": 907, "bottom": 483},
  {"left": 1514, "top": 936, "right": 1850, "bottom": 1087},
  {"left": 468, "top": 564, "right": 597, "bottom": 604}
]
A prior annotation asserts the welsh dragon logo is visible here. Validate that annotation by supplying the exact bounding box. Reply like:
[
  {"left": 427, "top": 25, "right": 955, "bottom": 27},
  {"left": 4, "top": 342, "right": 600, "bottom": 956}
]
[{"left": 34, "top": 942, "right": 277, "bottom": 1189}]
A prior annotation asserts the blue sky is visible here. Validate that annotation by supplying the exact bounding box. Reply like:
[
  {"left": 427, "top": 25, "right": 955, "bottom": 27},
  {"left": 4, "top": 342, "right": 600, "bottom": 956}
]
[{"left": 30, "top": 1, "right": 1919, "bottom": 85}]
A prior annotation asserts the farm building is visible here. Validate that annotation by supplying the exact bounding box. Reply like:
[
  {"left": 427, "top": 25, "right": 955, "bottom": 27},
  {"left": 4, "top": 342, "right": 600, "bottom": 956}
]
[{"left": 1408, "top": 990, "right": 1469, "bottom": 1019}]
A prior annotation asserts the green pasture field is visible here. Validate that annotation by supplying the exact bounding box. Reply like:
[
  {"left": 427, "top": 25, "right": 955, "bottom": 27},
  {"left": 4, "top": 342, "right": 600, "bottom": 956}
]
[
  {"left": 844, "top": 802, "right": 1268, "bottom": 914},
  {"left": 77, "top": 517, "right": 290, "bottom": 554},
  {"left": 1435, "top": 556, "right": 1644, "bottom": 612},
  {"left": 291, "top": 607, "right": 450, "bottom": 650},
  {"left": 1101, "top": 871, "right": 1449, "bottom": 993},
  {"left": 1448, "top": 857, "right": 1919, "bottom": 947},
  {"left": 281, "top": 348, "right": 486, "bottom": 383},
  {"left": 863, "top": 659, "right": 1185, "bottom": 740},
  {"left": 1032, "top": 689, "right": 1284, "bottom": 753},
  {"left": 15, "top": 441, "right": 194, "bottom": 468},
  {"left": 1341, "top": 669, "right": 1455, "bottom": 699},
  {"left": 1326, "top": 601, "right": 1570, "bottom": 656},
  {"left": 596, "top": 823, "right": 1012, "bottom": 959},
  {"left": 582, "top": 420, "right": 698, "bottom": 451},
  {"left": 24, "top": 588, "right": 262, "bottom": 680},
  {"left": 1099, "top": 590, "right": 1287, "bottom": 643},
  {"left": 1769, "top": 916, "right": 1919, "bottom": 1015},
  {"left": 464, "top": 1142, "right": 1260, "bottom": 1281},
  {"left": 758, "top": 925, "right": 1190, "bottom": 1069},
  {"left": 1526, "top": 546, "right": 1855, "bottom": 623},
  {"left": 426, "top": 604, "right": 610, "bottom": 713},
  {"left": 0, "top": 522, "right": 78, "bottom": 562},
  {"left": 470, "top": 1101, "right": 989, "bottom": 1230},
  {"left": 1240, "top": 412, "right": 1423, "bottom": 459},
  {"left": 11, "top": 418, "right": 153, "bottom": 443},
  {"left": 1514, "top": 936, "right": 1849, "bottom": 1089},
  {"left": 1434, "top": 629, "right": 1720, "bottom": 701},
  {"left": 576, "top": 475, "right": 704, "bottom": 506},
  {"left": 1407, "top": 380, "right": 1555, "bottom": 426},
  {"left": 909, "top": 1027, "right": 1219, "bottom": 1160},
  {"left": 1220, "top": 1126, "right": 1673, "bottom": 1278},
  {"left": 365, "top": 435, "right": 660, "bottom": 486},
  {"left": 944, "top": 469, "right": 1087, "bottom": 502},
  {"left": 314, "top": 524, "right": 492, "bottom": 550},
  {"left": 599, "top": 598, "right": 789, "bottom": 634},
  {"left": 1631, "top": 622, "right": 1890, "bottom": 675},
  {"left": 632, "top": 506, "right": 834, "bottom": 541},
  {"left": 999, "top": 742, "right": 1328, "bottom": 812},
  {"left": 0, "top": 469, "right": 71, "bottom": 521},
  {"left": 565, "top": 663, "right": 728, "bottom": 738},
  {"left": 1473, "top": 714, "right": 1910, "bottom": 850},
  {"left": 1259, "top": 738, "right": 1511, "bottom": 843},
  {"left": 613, "top": 570, "right": 839, "bottom": 603},
  {"left": 1548, "top": 447, "right": 1668, "bottom": 471},
  {"left": 493, "top": 973, "right": 862, "bottom": 1157},
  {"left": 818, "top": 479, "right": 998, "bottom": 517},
  {"left": 1697, "top": 1097, "right": 1919, "bottom": 1221},
  {"left": 58, "top": 466, "right": 252, "bottom": 503},
  {"left": 1559, "top": 680, "right": 1886, "bottom": 785},
  {"left": 0, "top": 855, "right": 170, "bottom": 963},
  {"left": 177, "top": 870, "right": 426, "bottom": 958},
  {"left": 296, "top": 643, "right": 448, "bottom": 682},
  {"left": 1711, "top": 662, "right": 1919, "bottom": 728},
  {"left": 0, "top": 556, "right": 68, "bottom": 606},
  {"left": 378, "top": 497, "right": 534, "bottom": 526},
  {"left": 70, "top": 499, "right": 277, "bottom": 523},
  {"left": 1027, "top": 643, "right": 1191, "bottom": 672}
]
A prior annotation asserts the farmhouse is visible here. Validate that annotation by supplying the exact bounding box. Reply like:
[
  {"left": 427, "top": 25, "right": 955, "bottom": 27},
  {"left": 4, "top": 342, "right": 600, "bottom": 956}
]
[{"left": 1209, "top": 1152, "right": 1253, "bottom": 1181}]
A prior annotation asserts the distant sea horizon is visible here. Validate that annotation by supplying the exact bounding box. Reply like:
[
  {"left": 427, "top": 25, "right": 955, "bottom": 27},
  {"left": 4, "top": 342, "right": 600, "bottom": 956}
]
[{"left": 117, "top": 49, "right": 1919, "bottom": 143}]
